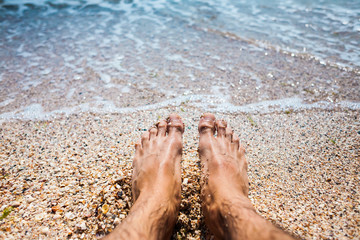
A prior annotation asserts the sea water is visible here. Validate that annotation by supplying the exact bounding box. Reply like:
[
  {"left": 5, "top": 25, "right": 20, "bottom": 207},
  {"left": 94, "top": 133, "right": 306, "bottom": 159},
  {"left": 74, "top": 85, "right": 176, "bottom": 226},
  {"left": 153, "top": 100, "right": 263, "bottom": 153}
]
[{"left": 0, "top": 0, "right": 359, "bottom": 121}]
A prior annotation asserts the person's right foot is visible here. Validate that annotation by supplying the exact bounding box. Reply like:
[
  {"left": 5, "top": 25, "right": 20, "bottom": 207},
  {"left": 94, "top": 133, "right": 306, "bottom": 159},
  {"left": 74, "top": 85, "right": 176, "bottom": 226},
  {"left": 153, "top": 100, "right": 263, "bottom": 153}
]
[{"left": 198, "top": 113, "right": 252, "bottom": 237}]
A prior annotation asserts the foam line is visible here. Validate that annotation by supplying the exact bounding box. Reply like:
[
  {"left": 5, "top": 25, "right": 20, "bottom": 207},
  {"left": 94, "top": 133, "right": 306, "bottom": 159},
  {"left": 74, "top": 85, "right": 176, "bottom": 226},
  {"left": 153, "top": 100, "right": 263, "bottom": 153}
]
[{"left": 1, "top": 96, "right": 359, "bottom": 123}]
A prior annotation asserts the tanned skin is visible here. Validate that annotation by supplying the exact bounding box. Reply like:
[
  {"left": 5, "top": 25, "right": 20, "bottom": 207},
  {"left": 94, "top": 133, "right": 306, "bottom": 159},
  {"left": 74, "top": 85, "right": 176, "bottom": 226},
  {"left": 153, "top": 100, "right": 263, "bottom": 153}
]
[
  {"left": 103, "top": 114, "right": 184, "bottom": 240},
  {"left": 103, "top": 113, "right": 296, "bottom": 240},
  {"left": 198, "top": 113, "right": 295, "bottom": 240}
]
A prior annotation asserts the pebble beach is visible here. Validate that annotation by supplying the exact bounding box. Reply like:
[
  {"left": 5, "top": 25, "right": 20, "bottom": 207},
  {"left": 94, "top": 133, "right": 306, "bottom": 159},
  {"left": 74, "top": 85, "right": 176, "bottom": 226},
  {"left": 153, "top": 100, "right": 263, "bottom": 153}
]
[
  {"left": 1, "top": 108, "right": 359, "bottom": 239},
  {"left": 1, "top": 0, "right": 360, "bottom": 239}
]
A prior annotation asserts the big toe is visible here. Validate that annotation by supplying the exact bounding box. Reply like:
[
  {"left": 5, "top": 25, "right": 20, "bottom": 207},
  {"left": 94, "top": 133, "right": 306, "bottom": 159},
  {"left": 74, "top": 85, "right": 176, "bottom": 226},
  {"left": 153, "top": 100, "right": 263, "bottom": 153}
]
[
  {"left": 198, "top": 113, "right": 216, "bottom": 136},
  {"left": 167, "top": 113, "right": 184, "bottom": 136}
]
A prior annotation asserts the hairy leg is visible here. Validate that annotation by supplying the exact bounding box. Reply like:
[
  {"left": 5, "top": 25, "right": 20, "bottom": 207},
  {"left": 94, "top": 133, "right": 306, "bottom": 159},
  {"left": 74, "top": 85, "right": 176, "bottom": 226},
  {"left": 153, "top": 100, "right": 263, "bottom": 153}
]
[
  {"left": 198, "top": 113, "right": 296, "bottom": 240},
  {"left": 103, "top": 114, "right": 184, "bottom": 240}
]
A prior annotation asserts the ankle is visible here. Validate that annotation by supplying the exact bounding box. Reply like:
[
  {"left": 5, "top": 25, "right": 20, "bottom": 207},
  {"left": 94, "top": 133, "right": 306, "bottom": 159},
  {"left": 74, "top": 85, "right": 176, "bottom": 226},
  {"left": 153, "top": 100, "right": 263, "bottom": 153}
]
[
  {"left": 203, "top": 188, "right": 253, "bottom": 218},
  {"left": 108, "top": 193, "right": 179, "bottom": 240},
  {"left": 136, "top": 187, "right": 181, "bottom": 210},
  {"left": 216, "top": 193, "right": 253, "bottom": 212},
  {"left": 202, "top": 194, "right": 255, "bottom": 239},
  {"left": 206, "top": 175, "right": 249, "bottom": 201}
]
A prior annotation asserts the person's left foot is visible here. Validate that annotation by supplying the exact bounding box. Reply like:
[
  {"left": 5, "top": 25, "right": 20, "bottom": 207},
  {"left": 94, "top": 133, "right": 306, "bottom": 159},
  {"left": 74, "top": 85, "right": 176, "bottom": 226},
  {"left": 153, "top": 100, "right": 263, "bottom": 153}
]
[{"left": 132, "top": 113, "right": 184, "bottom": 210}]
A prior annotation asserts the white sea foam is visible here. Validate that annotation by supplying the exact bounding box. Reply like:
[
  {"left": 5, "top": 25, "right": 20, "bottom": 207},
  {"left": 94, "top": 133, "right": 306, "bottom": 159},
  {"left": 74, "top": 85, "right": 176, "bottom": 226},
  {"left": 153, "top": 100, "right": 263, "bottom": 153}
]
[
  {"left": 0, "top": 99, "right": 15, "bottom": 107},
  {"left": 166, "top": 54, "right": 189, "bottom": 63},
  {"left": 66, "top": 88, "right": 76, "bottom": 99},
  {"left": 104, "top": 83, "right": 131, "bottom": 93},
  {"left": 22, "top": 80, "right": 42, "bottom": 91},
  {"left": 99, "top": 73, "right": 111, "bottom": 84},
  {"left": 1, "top": 96, "right": 359, "bottom": 123},
  {"left": 40, "top": 68, "right": 52, "bottom": 75}
]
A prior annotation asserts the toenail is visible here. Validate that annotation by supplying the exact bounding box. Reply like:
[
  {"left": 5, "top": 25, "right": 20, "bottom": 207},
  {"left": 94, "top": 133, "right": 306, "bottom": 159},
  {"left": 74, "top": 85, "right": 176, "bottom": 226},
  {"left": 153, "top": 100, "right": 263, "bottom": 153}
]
[
  {"left": 201, "top": 117, "right": 215, "bottom": 123},
  {"left": 200, "top": 113, "right": 215, "bottom": 119},
  {"left": 168, "top": 119, "right": 182, "bottom": 124},
  {"left": 156, "top": 121, "right": 167, "bottom": 127},
  {"left": 167, "top": 118, "right": 183, "bottom": 127}
]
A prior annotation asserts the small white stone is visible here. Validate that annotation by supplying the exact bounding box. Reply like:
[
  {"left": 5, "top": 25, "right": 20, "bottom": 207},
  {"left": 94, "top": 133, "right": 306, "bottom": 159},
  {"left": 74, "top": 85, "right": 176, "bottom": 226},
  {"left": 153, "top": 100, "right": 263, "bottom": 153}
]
[
  {"left": 77, "top": 222, "right": 87, "bottom": 231},
  {"left": 119, "top": 214, "right": 126, "bottom": 219},
  {"left": 65, "top": 212, "right": 75, "bottom": 220},
  {"left": 41, "top": 226, "right": 49, "bottom": 235},
  {"left": 35, "top": 213, "right": 46, "bottom": 221},
  {"left": 27, "top": 196, "right": 35, "bottom": 203},
  {"left": 11, "top": 201, "right": 21, "bottom": 207},
  {"left": 114, "top": 217, "right": 121, "bottom": 225},
  {"left": 183, "top": 178, "right": 189, "bottom": 185}
]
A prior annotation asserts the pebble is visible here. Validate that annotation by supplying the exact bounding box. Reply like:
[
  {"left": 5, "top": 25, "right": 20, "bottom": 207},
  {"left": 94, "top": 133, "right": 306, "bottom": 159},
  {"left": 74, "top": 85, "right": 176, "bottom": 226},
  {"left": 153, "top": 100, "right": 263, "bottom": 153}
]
[
  {"left": 83, "top": 211, "right": 92, "bottom": 218},
  {"left": 51, "top": 205, "right": 61, "bottom": 213},
  {"left": 65, "top": 212, "right": 75, "bottom": 220},
  {"left": 102, "top": 204, "right": 110, "bottom": 214},
  {"left": 114, "top": 218, "right": 121, "bottom": 225},
  {"left": 40, "top": 227, "right": 49, "bottom": 235},
  {"left": 26, "top": 196, "right": 35, "bottom": 203},
  {"left": 10, "top": 201, "right": 21, "bottom": 207},
  {"left": 34, "top": 213, "right": 46, "bottom": 221},
  {"left": 0, "top": 110, "right": 358, "bottom": 239},
  {"left": 77, "top": 222, "right": 87, "bottom": 231}
]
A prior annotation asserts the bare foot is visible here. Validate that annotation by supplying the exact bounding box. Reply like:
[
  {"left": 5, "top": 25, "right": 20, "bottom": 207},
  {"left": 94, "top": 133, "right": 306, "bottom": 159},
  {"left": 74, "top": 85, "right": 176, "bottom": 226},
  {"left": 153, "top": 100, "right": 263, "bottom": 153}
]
[
  {"left": 103, "top": 114, "right": 184, "bottom": 240},
  {"left": 132, "top": 113, "right": 184, "bottom": 204},
  {"left": 198, "top": 113, "right": 250, "bottom": 237},
  {"left": 198, "top": 113, "right": 249, "bottom": 198},
  {"left": 198, "top": 113, "right": 295, "bottom": 240}
]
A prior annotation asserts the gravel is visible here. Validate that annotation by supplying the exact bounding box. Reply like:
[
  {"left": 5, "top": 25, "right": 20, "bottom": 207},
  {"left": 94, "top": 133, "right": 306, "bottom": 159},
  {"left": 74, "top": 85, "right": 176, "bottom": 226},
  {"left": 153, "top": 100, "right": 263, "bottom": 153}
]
[{"left": 0, "top": 107, "right": 359, "bottom": 239}]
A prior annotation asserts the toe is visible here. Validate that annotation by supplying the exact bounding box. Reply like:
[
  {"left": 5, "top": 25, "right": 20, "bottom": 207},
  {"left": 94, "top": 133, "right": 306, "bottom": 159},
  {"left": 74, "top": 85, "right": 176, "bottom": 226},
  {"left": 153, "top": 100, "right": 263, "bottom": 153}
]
[
  {"left": 149, "top": 127, "right": 157, "bottom": 139},
  {"left": 232, "top": 135, "right": 240, "bottom": 150},
  {"left": 156, "top": 120, "right": 167, "bottom": 136},
  {"left": 239, "top": 144, "right": 246, "bottom": 155},
  {"left": 216, "top": 120, "right": 227, "bottom": 137},
  {"left": 133, "top": 140, "right": 142, "bottom": 167},
  {"left": 135, "top": 139, "right": 142, "bottom": 152},
  {"left": 198, "top": 113, "right": 216, "bottom": 136},
  {"left": 225, "top": 127, "right": 233, "bottom": 141},
  {"left": 141, "top": 131, "right": 150, "bottom": 148},
  {"left": 167, "top": 113, "right": 184, "bottom": 136}
]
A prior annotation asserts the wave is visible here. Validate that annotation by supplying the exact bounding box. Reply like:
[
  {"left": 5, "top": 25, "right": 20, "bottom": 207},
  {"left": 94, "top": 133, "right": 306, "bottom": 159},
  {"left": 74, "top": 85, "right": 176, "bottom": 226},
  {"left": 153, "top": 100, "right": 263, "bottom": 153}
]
[
  {"left": 2, "top": 0, "right": 359, "bottom": 71},
  {"left": 1, "top": 95, "right": 359, "bottom": 123}
]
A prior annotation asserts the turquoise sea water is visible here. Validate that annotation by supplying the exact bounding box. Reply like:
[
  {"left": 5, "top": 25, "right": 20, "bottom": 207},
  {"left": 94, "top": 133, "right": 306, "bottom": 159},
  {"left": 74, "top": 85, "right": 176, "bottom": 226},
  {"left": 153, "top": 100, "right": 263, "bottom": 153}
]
[
  {"left": 1, "top": 0, "right": 359, "bottom": 67},
  {"left": 0, "top": 0, "right": 359, "bottom": 121}
]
